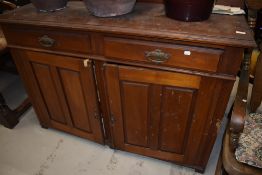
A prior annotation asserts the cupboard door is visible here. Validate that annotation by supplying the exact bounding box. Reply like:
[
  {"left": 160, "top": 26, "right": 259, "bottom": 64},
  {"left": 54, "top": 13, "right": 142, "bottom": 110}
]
[
  {"left": 105, "top": 64, "right": 218, "bottom": 165},
  {"left": 12, "top": 50, "right": 104, "bottom": 144}
]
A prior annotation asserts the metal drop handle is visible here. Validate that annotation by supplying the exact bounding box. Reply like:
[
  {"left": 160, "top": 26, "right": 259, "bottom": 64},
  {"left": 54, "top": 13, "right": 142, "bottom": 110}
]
[
  {"left": 39, "top": 35, "right": 55, "bottom": 48},
  {"left": 145, "top": 49, "right": 170, "bottom": 63}
]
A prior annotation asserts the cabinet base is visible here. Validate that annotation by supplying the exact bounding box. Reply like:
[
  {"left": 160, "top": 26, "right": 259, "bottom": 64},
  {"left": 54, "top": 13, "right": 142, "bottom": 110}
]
[
  {"left": 40, "top": 124, "right": 49, "bottom": 129},
  {"left": 194, "top": 167, "right": 205, "bottom": 174}
]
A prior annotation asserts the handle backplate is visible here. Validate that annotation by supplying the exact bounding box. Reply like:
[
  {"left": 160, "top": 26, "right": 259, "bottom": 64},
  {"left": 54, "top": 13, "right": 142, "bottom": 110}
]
[
  {"left": 145, "top": 49, "right": 170, "bottom": 64},
  {"left": 39, "top": 35, "right": 55, "bottom": 48}
]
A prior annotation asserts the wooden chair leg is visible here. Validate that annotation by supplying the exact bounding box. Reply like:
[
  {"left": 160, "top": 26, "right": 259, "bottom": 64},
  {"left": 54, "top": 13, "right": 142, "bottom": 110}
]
[
  {"left": 216, "top": 152, "right": 229, "bottom": 175},
  {"left": 250, "top": 52, "right": 262, "bottom": 112},
  {"left": 215, "top": 150, "right": 223, "bottom": 175},
  {"left": 0, "top": 93, "right": 31, "bottom": 129}
]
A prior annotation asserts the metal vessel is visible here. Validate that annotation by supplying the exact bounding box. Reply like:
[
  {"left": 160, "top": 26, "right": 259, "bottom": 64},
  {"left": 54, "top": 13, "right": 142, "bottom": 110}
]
[
  {"left": 31, "top": 0, "right": 68, "bottom": 12},
  {"left": 83, "top": 0, "right": 136, "bottom": 17},
  {"left": 165, "top": 0, "right": 215, "bottom": 22}
]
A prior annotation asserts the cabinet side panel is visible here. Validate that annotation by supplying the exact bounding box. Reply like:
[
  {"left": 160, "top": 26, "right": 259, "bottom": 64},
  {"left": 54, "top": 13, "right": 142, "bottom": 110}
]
[
  {"left": 217, "top": 47, "right": 243, "bottom": 75},
  {"left": 159, "top": 87, "right": 195, "bottom": 154},
  {"left": 184, "top": 77, "right": 219, "bottom": 169},
  {"left": 59, "top": 68, "right": 92, "bottom": 132},
  {"left": 32, "top": 63, "right": 66, "bottom": 124},
  {"left": 199, "top": 80, "right": 234, "bottom": 168},
  {"left": 121, "top": 81, "right": 149, "bottom": 147},
  {"left": 11, "top": 49, "right": 51, "bottom": 127}
]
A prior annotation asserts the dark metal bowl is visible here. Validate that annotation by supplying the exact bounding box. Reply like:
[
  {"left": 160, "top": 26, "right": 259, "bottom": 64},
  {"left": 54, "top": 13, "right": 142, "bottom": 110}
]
[
  {"left": 165, "top": 0, "right": 215, "bottom": 22},
  {"left": 83, "top": 0, "right": 136, "bottom": 17},
  {"left": 31, "top": 0, "right": 68, "bottom": 12}
]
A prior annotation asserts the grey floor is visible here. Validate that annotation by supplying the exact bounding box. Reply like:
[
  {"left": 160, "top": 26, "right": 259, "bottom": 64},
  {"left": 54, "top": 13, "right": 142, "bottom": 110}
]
[{"left": 0, "top": 71, "right": 238, "bottom": 175}]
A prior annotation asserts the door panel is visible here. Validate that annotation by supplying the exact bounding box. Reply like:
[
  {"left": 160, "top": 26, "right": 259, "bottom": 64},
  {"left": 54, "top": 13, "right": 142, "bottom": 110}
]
[
  {"left": 105, "top": 64, "right": 210, "bottom": 164},
  {"left": 59, "top": 68, "right": 91, "bottom": 132},
  {"left": 17, "top": 50, "right": 104, "bottom": 144},
  {"left": 32, "top": 63, "right": 66, "bottom": 124},
  {"left": 121, "top": 81, "right": 149, "bottom": 147},
  {"left": 159, "top": 87, "right": 196, "bottom": 154}
]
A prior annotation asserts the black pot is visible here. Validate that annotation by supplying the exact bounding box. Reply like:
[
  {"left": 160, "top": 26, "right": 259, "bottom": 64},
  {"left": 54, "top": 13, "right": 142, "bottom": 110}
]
[
  {"left": 31, "top": 0, "right": 68, "bottom": 12},
  {"left": 164, "top": 0, "right": 215, "bottom": 22}
]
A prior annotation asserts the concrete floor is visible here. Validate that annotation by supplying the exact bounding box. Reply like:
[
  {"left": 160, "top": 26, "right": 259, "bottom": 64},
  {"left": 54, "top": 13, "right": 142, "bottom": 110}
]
[{"left": 0, "top": 71, "right": 237, "bottom": 175}]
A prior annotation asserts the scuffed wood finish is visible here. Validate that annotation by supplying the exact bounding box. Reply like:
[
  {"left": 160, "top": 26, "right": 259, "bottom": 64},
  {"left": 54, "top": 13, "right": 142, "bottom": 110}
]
[
  {"left": 104, "top": 37, "right": 223, "bottom": 72},
  {"left": 199, "top": 80, "right": 234, "bottom": 168},
  {"left": 118, "top": 65, "right": 201, "bottom": 88},
  {"left": 105, "top": 64, "right": 223, "bottom": 170},
  {"left": 3, "top": 25, "right": 91, "bottom": 54},
  {"left": 159, "top": 87, "right": 195, "bottom": 154},
  {"left": 12, "top": 49, "right": 104, "bottom": 144},
  {"left": 217, "top": 47, "right": 244, "bottom": 75},
  {"left": 0, "top": 1, "right": 256, "bottom": 173},
  {"left": 0, "top": 2, "right": 255, "bottom": 48},
  {"left": 32, "top": 63, "right": 67, "bottom": 124}
]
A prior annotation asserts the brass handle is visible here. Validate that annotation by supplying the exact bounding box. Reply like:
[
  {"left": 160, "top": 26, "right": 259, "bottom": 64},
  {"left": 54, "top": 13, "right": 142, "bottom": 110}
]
[
  {"left": 39, "top": 35, "right": 55, "bottom": 48},
  {"left": 145, "top": 49, "right": 170, "bottom": 63}
]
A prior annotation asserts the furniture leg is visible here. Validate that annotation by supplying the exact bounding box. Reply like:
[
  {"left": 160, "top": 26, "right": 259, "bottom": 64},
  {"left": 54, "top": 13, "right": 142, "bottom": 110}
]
[{"left": 0, "top": 92, "right": 31, "bottom": 129}]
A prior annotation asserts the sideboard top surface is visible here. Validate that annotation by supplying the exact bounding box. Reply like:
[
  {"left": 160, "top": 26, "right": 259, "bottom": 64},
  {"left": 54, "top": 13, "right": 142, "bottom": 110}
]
[{"left": 0, "top": 2, "right": 256, "bottom": 48}]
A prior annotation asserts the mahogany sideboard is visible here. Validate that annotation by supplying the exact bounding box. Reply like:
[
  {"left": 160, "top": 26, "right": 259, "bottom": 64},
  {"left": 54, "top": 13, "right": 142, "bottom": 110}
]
[{"left": 0, "top": 2, "right": 255, "bottom": 173}]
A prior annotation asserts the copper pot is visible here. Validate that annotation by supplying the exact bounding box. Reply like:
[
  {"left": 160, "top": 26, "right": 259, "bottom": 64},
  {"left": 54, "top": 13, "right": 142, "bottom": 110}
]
[
  {"left": 83, "top": 0, "right": 136, "bottom": 17},
  {"left": 31, "top": 0, "right": 68, "bottom": 12}
]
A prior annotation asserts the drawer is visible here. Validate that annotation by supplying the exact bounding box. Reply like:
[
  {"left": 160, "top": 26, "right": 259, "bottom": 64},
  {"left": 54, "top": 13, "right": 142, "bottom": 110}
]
[
  {"left": 3, "top": 26, "right": 91, "bottom": 54},
  {"left": 104, "top": 37, "right": 223, "bottom": 72}
]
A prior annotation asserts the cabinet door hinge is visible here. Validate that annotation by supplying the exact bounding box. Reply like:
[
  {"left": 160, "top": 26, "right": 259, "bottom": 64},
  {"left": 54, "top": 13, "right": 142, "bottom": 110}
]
[
  {"left": 94, "top": 113, "right": 100, "bottom": 120},
  {"left": 110, "top": 114, "right": 116, "bottom": 125}
]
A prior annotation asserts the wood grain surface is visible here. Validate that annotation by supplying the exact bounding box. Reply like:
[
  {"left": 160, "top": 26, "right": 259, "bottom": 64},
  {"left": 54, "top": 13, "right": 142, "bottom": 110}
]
[{"left": 0, "top": 2, "right": 256, "bottom": 48}]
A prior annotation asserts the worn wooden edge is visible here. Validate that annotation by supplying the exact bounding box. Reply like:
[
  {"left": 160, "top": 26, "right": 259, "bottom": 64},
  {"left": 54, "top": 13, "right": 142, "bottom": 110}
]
[
  {"left": 230, "top": 52, "right": 250, "bottom": 134},
  {"left": 0, "top": 2, "right": 256, "bottom": 49},
  {"left": 5, "top": 45, "right": 237, "bottom": 81},
  {"left": 196, "top": 80, "right": 234, "bottom": 169},
  {"left": 93, "top": 61, "right": 113, "bottom": 146},
  {"left": 0, "top": 19, "right": 256, "bottom": 48}
]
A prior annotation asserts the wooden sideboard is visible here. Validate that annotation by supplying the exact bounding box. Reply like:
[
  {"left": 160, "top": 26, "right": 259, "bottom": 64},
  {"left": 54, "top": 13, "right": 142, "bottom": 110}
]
[{"left": 0, "top": 2, "right": 255, "bottom": 173}]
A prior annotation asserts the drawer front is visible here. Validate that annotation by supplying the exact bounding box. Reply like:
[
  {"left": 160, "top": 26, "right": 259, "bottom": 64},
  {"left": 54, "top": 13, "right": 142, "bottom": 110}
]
[
  {"left": 3, "top": 26, "right": 91, "bottom": 54},
  {"left": 104, "top": 37, "right": 223, "bottom": 72}
]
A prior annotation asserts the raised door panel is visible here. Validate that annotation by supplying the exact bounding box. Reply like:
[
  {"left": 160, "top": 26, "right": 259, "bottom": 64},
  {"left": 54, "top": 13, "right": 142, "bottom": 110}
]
[
  {"left": 59, "top": 69, "right": 92, "bottom": 132},
  {"left": 159, "top": 87, "right": 196, "bottom": 154},
  {"left": 32, "top": 63, "right": 67, "bottom": 124},
  {"left": 121, "top": 81, "right": 149, "bottom": 147},
  {"left": 105, "top": 64, "right": 201, "bottom": 163},
  {"left": 14, "top": 50, "right": 104, "bottom": 144}
]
